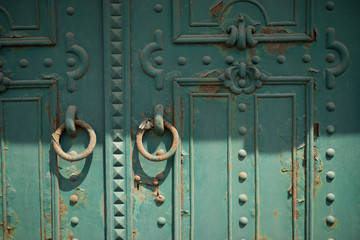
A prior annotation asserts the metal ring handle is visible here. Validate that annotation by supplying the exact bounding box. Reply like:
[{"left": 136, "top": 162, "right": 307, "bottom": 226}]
[
  {"left": 136, "top": 120, "right": 179, "bottom": 162},
  {"left": 52, "top": 119, "right": 96, "bottom": 162}
]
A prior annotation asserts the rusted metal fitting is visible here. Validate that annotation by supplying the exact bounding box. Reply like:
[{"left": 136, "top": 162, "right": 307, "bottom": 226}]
[
  {"left": 65, "top": 105, "right": 78, "bottom": 138},
  {"left": 154, "top": 104, "right": 165, "bottom": 136},
  {"left": 134, "top": 175, "right": 142, "bottom": 182},
  {"left": 155, "top": 194, "right": 166, "bottom": 204},
  {"left": 152, "top": 179, "right": 159, "bottom": 186},
  {"left": 136, "top": 120, "right": 179, "bottom": 162},
  {"left": 52, "top": 119, "right": 97, "bottom": 161}
]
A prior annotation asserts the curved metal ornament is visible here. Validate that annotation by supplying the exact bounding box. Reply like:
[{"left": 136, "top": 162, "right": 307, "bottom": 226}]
[
  {"left": 219, "top": 61, "right": 267, "bottom": 94},
  {"left": 139, "top": 29, "right": 164, "bottom": 90},
  {"left": 225, "top": 14, "right": 259, "bottom": 50},
  {"left": 325, "top": 27, "right": 350, "bottom": 89},
  {"left": 65, "top": 32, "right": 90, "bottom": 93}
]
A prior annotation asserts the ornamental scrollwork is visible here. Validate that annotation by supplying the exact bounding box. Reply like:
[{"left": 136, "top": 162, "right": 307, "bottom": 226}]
[{"left": 219, "top": 61, "right": 267, "bottom": 94}]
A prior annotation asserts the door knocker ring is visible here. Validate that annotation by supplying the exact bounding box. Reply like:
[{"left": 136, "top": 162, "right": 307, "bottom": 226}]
[
  {"left": 136, "top": 119, "right": 179, "bottom": 162},
  {"left": 52, "top": 119, "right": 97, "bottom": 161}
]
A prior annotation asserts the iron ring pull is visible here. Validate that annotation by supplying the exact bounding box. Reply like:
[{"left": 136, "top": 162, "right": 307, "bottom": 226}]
[
  {"left": 136, "top": 119, "right": 179, "bottom": 162},
  {"left": 52, "top": 119, "right": 97, "bottom": 162}
]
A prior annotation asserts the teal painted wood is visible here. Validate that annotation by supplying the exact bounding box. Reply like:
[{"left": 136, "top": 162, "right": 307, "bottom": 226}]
[
  {"left": 129, "top": 0, "right": 360, "bottom": 239},
  {"left": 0, "top": 0, "right": 360, "bottom": 239},
  {"left": 0, "top": 81, "right": 58, "bottom": 239}
]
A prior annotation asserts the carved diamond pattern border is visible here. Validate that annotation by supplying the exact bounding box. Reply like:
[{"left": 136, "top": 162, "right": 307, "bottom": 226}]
[{"left": 107, "top": 1, "right": 126, "bottom": 239}]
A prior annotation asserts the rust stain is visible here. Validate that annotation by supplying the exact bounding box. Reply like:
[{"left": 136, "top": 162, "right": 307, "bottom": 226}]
[
  {"left": 59, "top": 196, "right": 68, "bottom": 217},
  {"left": 261, "top": 26, "right": 288, "bottom": 35},
  {"left": 260, "top": 28, "right": 295, "bottom": 55},
  {"left": 274, "top": 209, "right": 278, "bottom": 216},
  {"left": 292, "top": 161, "right": 299, "bottom": 222},
  {"left": 197, "top": 85, "right": 222, "bottom": 94},
  {"left": 180, "top": 158, "right": 184, "bottom": 204},
  {"left": 68, "top": 231, "right": 75, "bottom": 239},
  {"left": 314, "top": 175, "right": 322, "bottom": 198},
  {"left": 314, "top": 175, "right": 322, "bottom": 188},
  {"left": 314, "top": 122, "right": 320, "bottom": 140},
  {"left": 258, "top": 233, "right": 271, "bottom": 240},
  {"left": 266, "top": 43, "right": 292, "bottom": 55},
  {"left": 313, "top": 81, "right": 318, "bottom": 93},
  {"left": 209, "top": 1, "right": 223, "bottom": 17}
]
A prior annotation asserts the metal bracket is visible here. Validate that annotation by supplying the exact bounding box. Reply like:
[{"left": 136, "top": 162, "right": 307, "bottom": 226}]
[
  {"left": 65, "top": 105, "right": 78, "bottom": 138},
  {"left": 154, "top": 104, "right": 164, "bottom": 136}
]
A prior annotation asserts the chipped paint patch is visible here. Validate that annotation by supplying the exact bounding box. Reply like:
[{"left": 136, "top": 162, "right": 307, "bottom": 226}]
[{"left": 210, "top": 1, "right": 223, "bottom": 17}]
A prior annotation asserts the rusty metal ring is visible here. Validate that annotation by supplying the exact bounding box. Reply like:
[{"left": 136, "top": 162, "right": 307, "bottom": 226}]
[
  {"left": 136, "top": 120, "right": 179, "bottom": 162},
  {"left": 52, "top": 119, "right": 96, "bottom": 162}
]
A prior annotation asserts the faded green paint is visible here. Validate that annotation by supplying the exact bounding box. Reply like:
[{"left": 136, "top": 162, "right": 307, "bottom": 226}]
[{"left": 0, "top": 0, "right": 359, "bottom": 239}]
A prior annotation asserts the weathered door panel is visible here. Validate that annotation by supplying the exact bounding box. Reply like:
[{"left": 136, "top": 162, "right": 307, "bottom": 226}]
[
  {"left": 173, "top": 79, "right": 312, "bottom": 239},
  {"left": 0, "top": 81, "right": 58, "bottom": 239},
  {"left": 1, "top": 0, "right": 360, "bottom": 239},
  {"left": 129, "top": 0, "right": 360, "bottom": 239},
  {"left": 0, "top": 0, "right": 105, "bottom": 239}
]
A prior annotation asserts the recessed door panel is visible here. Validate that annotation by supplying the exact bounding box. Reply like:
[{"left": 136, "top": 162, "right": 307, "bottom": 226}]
[{"left": 173, "top": 78, "right": 311, "bottom": 239}]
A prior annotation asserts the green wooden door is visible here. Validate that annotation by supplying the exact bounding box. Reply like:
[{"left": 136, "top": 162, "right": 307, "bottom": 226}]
[{"left": 1, "top": 1, "right": 360, "bottom": 239}]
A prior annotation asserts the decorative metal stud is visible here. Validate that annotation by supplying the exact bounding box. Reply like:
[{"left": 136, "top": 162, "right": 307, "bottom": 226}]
[
  {"left": 239, "top": 217, "right": 248, "bottom": 226},
  {"left": 154, "top": 56, "right": 163, "bottom": 66},
  {"left": 251, "top": 56, "right": 260, "bottom": 64},
  {"left": 326, "top": 215, "right": 335, "bottom": 225},
  {"left": 326, "top": 193, "right": 335, "bottom": 202},
  {"left": 177, "top": 57, "right": 186, "bottom": 66},
  {"left": 326, "top": 102, "right": 336, "bottom": 111},
  {"left": 239, "top": 127, "right": 248, "bottom": 136},
  {"left": 326, "top": 125, "right": 335, "bottom": 134},
  {"left": 225, "top": 56, "right": 234, "bottom": 65},
  {"left": 43, "top": 58, "right": 53, "bottom": 67},
  {"left": 302, "top": 54, "right": 311, "bottom": 63},
  {"left": 238, "top": 103, "right": 247, "bottom": 112},
  {"left": 326, "top": 171, "right": 336, "bottom": 181},
  {"left": 277, "top": 55, "right": 286, "bottom": 64},
  {"left": 66, "top": 7, "right": 75, "bottom": 16},
  {"left": 67, "top": 58, "right": 76, "bottom": 67},
  {"left": 154, "top": 4, "right": 163, "bottom": 13},
  {"left": 69, "top": 173, "right": 79, "bottom": 182},
  {"left": 326, "top": 148, "right": 335, "bottom": 158},
  {"left": 69, "top": 194, "right": 79, "bottom": 205},
  {"left": 326, "top": 1, "right": 335, "bottom": 11},
  {"left": 326, "top": 53, "right": 335, "bottom": 63},
  {"left": 156, "top": 172, "right": 165, "bottom": 181},
  {"left": 202, "top": 56, "right": 211, "bottom": 65},
  {"left": 238, "top": 149, "right": 247, "bottom": 158},
  {"left": 238, "top": 194, "right": 248, "bottom": 204},
  {"left": 157, "top": 217, "right": 166, "bottom": 226},
  {"left": 134, "top": 175, "right": 141, "bottom": 182},
  {"left": 71, "top": 216, "right": 79, "bottom": 226},
  {"left": 19, "top": 59, "right": 29, "bottom": 68},
  {"left": 238, "top": 172, "right": 247, "bottom": 181},
  {"left": 155, "top": 194, "right": 166, "bottom": 204}
]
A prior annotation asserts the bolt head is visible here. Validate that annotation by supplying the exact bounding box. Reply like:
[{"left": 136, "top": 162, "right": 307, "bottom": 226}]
[
  {"left": 69, "top": 194, "right": 79, "bottom": 204},
  {"left": 134, "top": 175, "right": 141, "bottom": 182}
]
